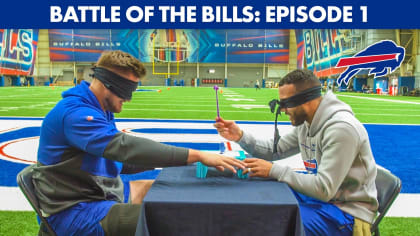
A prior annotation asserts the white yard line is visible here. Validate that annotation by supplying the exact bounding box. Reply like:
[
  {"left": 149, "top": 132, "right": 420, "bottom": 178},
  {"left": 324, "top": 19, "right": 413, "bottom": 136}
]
[
  {"left": 0, "top": 102, "right": 56, "bottom": 112},
  {"left": 353, "top": 108, "right": 420, "bottom": 112},
  {"left": 342, "top": 103, "right": 419, "bottom": 106},
  {"left": 337, "top": 94, "right": 420, "bottom": 105},
  {"left": 0, "top": 93, "right": 52, "bottom": 98},
  {"left": 226, "top": 98, "right": 256, "bottom": 101},
  {"left": 121, "top": 108, "right": 270, "bottom": 113},
  {"left": 355, "top": 113, "right": 420, "bottom": 116},
  {"left": 132, "top": 104, "right": 268, "bottom": 107},
  {"left": 231, "top": 104, "right": 269, "bottom": 109}
]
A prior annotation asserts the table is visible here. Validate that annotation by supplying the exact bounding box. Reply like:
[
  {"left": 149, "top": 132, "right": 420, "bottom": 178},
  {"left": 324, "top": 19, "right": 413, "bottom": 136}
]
[{"left": 136, "top": 166, "right": 303, "bottom": 236}]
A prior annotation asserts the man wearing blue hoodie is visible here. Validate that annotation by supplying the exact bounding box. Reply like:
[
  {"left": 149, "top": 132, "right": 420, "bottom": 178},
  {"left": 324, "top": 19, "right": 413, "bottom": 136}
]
[
  {"left": 214, "top": 69, "right": 377, "bottom": 236},
  {"left": 33, "top": 50, "right": 245, "bottom": 236}
]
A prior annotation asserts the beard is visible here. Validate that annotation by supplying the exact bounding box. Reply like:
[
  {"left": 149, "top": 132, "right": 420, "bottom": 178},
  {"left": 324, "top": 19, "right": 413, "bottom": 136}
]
[
  {"left": 287, "top": 106, "right": 307, "bottom": 126},
  {"left": 104, "top": 96, "right": 122, "bottom": 113}
]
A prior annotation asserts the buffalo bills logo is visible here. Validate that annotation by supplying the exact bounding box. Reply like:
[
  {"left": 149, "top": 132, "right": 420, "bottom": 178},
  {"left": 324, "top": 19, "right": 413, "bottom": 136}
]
[
  {"left": 336, "top": 40, "right": 405, "bottom": 86},
  {"left": 303, "top": 159, "right": 317, "bottom": 174}
]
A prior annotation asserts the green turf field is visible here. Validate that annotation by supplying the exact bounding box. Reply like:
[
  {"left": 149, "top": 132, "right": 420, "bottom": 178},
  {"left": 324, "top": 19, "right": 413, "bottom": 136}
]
[
  {"left": 1, "top": 85, "right": 420, "bottom": 235},
  {"left": 0, "top": 211, "right": 419, "bottom": 235},
  {"left": 1, "top": 86, "right": 420, "bottom": 124}
]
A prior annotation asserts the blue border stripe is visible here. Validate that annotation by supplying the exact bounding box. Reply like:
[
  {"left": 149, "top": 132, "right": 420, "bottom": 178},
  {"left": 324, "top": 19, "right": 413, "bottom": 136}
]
[
  {"left": 162, "top": 142, "right": 219, "bottom": 150},
  {"left": 132, "top": 128, "right": 218, "bottom": 134}
]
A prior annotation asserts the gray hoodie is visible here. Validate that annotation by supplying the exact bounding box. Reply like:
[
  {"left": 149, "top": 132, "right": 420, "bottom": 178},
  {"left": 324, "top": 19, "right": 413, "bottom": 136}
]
[{"left": 238, "top": 91, "right": 378, "bottom": 223}]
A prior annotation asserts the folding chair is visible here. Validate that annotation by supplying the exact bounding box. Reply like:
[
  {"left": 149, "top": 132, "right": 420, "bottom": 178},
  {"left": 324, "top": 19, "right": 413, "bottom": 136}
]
[
  {"left": 371, "top": 168, "right": 402, "bottom": 236},
  {"left": 17, "top": 165, "right": 57, "bottom": 236}
]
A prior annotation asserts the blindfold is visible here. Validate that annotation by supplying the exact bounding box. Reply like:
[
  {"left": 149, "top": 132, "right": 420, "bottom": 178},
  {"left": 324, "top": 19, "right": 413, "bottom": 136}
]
[
  {"left": 268, "top": 85, "right": 322, "bottom": 154},
  {"left": 91, "top": 67, "right": 138, "bottom": 100},
  {"left": 271, "top": 86, "right": 322, "bottom": 111}
]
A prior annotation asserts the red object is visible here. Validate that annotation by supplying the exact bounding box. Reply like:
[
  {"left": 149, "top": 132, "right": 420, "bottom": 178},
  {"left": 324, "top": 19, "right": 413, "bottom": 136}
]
[{"left": 226, "top": 142, "right": 232, "bottom": 151}]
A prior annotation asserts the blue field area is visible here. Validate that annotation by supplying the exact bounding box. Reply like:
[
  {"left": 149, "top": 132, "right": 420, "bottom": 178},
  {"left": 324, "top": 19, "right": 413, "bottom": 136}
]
[
  {"left": 0, "top": 121, "right": 419, "bottom": 195},
  {"left": 365, "top": 124, "right": 420, "bottom": 193}
]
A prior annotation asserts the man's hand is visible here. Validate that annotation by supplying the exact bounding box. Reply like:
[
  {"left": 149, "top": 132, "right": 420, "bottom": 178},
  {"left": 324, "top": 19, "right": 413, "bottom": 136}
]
[
  {"left": 188, "top": 149, "right": 246, "bottom": 173},
  {"left": 243, "top": 158, "right": 273, "bottom": 178},
  {"left": 213, "top": 117, "right": 243, "bottom": 142}
]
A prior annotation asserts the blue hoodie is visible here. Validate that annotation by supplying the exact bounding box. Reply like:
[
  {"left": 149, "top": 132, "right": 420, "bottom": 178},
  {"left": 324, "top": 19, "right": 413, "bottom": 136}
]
[{"left": 33, "top": 81, "right": 189, "bottom": 216}]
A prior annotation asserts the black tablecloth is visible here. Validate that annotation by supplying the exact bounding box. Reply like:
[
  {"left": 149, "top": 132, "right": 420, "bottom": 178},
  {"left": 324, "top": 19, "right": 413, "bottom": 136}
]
[{"left": 136, "top": 166, "right": 303, "bottom": 236}]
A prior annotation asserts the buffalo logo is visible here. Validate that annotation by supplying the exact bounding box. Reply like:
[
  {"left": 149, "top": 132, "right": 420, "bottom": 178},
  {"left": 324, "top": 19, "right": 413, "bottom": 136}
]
[
  {"left": 303, "top": 159, "right": 317, "bottom": 174},
  {"left": 336, "top": 40, "right": 405, "bottom": 86}
]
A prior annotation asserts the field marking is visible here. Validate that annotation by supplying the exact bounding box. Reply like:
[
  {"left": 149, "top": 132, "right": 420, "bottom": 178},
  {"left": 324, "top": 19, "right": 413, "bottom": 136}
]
[
  {"left": 337, "top": 94, "right": 420, "bottom": 105},
  {"left": 125, "top": 104, "right": 266, "bottom": 107},
  {"left": 0, "top": 127, "right": 20, "bottom": 133},
  {"left": 353, "top": 108, "right": 420, "bottom": 112},
  {"left": 354, "top": 113, "right": 420, "bottom": 117},
  {"left": 132, "top": 97, "right": 220, "bottom": 101},
  {"left": 222, "top": 94, "right": 243, "bottom": 97},
  {"left": 120, "top": 108, "right": 420, "bottom": 117},
  {"left": 0, "top": 107, "right": 419, "bottom": 116},
  {"left": 0, "top": 93, "right": 60, "bottom": 98},
  {"left": 344, "top": 103, "right": 420, "bottom": 107},
  {"left": 231, "top": 104, "right": 268, "bottom": 109},
  {"left": 121, "top": 108, "right": 270, "bottom": 113},
  {"left": 226, "top": 98, "right": 256, "bottom": 101},
  {"left": 0, "top": 102, "right": 56, "bottom": 112},
  {"left": 0, "top": 98, "right": 60, "bottom": 100},
  {"left": 0, "top": 101, "right": 57, "bottom": 103}
]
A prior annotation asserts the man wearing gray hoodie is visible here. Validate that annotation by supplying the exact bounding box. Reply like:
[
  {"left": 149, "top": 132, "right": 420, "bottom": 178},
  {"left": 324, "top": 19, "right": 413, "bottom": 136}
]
[{"left": 214, "top": 69, "right": 378, "bottom": 236}]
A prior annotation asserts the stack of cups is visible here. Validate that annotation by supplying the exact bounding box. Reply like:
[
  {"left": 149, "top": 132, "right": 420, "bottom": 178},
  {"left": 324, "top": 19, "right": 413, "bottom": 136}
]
[
  {"left": 196, "top": 162, "right": 208, "bottom": 178},
  {"left": 236, "top": 151, "right": 248, "bottom": 179}
]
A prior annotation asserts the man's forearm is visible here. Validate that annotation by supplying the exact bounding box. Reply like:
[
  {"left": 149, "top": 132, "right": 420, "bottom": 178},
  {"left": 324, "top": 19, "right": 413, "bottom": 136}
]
[{"left": 104, "top": 132, "right": 189, "bottom": 167}]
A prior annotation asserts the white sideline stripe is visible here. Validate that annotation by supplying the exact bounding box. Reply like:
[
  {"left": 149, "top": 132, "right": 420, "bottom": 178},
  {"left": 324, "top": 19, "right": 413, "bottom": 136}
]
[
  {"left": 1, "top": 187, "right": 419, "bottom": 217},
  {"left": 386, "top": 194, "right": 420, "bottom": 217},
  {"left": 337, "top": 94, "right": 420, "bottom": 105},
  {"left": 0, "top": 187, "right": 32, "bottom": 211}
]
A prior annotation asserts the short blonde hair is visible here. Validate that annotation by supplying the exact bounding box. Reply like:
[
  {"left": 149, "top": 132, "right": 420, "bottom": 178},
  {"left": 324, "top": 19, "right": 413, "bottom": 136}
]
[{"left": 96, "top": 50, "right": 146, "bottom": 79}]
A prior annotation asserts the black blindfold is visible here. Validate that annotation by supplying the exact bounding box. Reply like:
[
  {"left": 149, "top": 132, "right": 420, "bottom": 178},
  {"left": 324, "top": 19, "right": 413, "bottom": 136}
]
[
  {"left": 268, "top": 85, "right": 322, "bottom": 154},
  {"left": 270, "top": 86, "right": 322, "bottom": 111},
  {"left": 91, "top": 67, "right": 138, "bottom": 100}
]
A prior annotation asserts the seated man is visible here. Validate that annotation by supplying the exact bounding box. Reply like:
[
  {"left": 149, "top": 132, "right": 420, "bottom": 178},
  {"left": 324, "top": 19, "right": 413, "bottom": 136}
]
[
  {"left": 33, "top": 50, "right": 245, "bottom": 236},
  {"left": 214, "top": 69, "right": 378, "bottom": 236}
]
